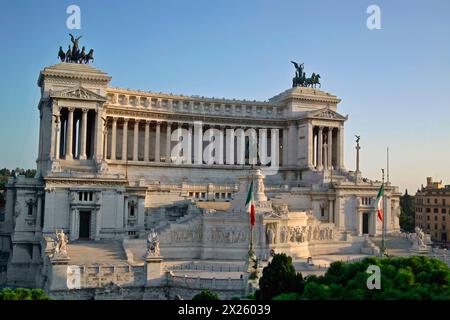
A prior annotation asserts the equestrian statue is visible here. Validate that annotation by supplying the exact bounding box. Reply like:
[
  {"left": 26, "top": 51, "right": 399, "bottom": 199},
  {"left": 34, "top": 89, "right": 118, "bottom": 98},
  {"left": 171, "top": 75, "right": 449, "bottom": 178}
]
[{"left": 58, "top": 34, "right": 94, "bottom": 64}]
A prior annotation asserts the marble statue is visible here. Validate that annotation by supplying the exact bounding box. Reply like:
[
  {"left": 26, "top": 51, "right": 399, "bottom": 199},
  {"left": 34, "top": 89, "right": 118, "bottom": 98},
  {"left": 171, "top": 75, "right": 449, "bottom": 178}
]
[
  {"left": 411, "top": 226, "right": 427, "bottom": 251},
  {"left": 145, "top": 229, "right": 160, "bottom": 257},
  {"left": 54, "top": 229, "right": 69, "bottom": 257}
]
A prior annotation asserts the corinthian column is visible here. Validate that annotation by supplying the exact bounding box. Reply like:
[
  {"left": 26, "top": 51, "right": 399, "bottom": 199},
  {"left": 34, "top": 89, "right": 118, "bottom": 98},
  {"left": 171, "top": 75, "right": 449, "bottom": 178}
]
[
  {"left": 80, "top": 108, "right": 88, "bottom": 159},
  {"left": 111, "top": 117, "right": 117, "bottom": 160},
  {"left": 122, "top": 118, "right": 129, "bottom": 160},
  {"left": 337, "top": 125, "right": 344, "bottom": 170},
  {"left": 317, "top": 126, "right": 323, "bottom": 170},
  {"left": 328, "top": 127, "right": 333, "bottom": 169},
  {"left": 65, "top": 107, "right": 75, "bottom": 159},
  {"left": 54, "top": 113, "right": 61, "bottom": 160},
  {"left": 307, "top": 122, "right": 314, "bottom": 169},
  {"left": 282, "top": 127, "right": 288, "bottom": 167},
  {"left": 166, "top": 121, "right": 172, "bottom": 163},
  {"left": 133, "top": 119, "right": 140, "bottom": 161},
  {"left": 186, "top": 123, "right": 193, "bottom": 164},
  {"left": 144, "top": 120, "right": 150, "bottom": 162},
  {"left": 155, "top": 121, "right": 161, "bottom": 162}
]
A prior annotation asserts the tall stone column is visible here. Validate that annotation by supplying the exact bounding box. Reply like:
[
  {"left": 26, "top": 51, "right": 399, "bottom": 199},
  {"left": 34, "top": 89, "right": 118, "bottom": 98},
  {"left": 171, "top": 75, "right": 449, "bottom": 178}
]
[
  {"left": 337, "top": 125, "right": 345, "bottom": 170},
  {"left": 328, "top": 199, "right": 334, "bottom": 223},
  {"left": 65, "top": 107, "right": 75, "bottom": 159},
  {"left": 307, "top": 122, "right": 314, "bottom": 169},
  {"left": 282, "top": 127, "right": 288, "bottom": 167},
  {"left": 122, "top": 118, "right": 129, "bottom": 161},
  {"left": 194, "top": 121, "right": 203, "bottom": 165},
  {"left": 217, "top": 125, "right": 225, "bottom": 165},
  {"left": 328, "top": 127, "right": 333, "bottom": 169},
  {"left": 155, "top": 121, "right": 161, "bottom": 162},
  {"left": 317, "top": 126, "right": 323, "bottom": 170},
  {"left": 103, "top": 118, "right": 108, "bottom": 161},
  {"left": 133, "top": 119, "right": 140, "bottom": 161},
  {"left": 356, "top": 211, "right": 362, "bottom": 236},
  {"left": 79, "top": 108, "right": 88, "bottom": 159},
  {"left": 144, "top": 120, "right": 150, "bottom": 162},
  {"left": 187, "top": 123, "right": 193, "bottom": 164},
  {"left": 94, "top": 109, "right": 104, "bottom": 162},
  {"left": 54, "top": 113, "right": 61, "bottom": 160},
  {"left": 166, "top": 121, "right": 172, "bottom": 163},
  {"left": 111, "top": 117, "right": 117, "bottom": 160}
]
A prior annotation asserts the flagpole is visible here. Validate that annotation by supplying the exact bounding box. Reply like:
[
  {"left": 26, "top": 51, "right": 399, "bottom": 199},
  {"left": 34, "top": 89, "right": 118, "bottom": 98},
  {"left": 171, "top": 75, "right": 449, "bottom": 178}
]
[{"left": 380, "top": 168, "right": 386, "bottom": 257}]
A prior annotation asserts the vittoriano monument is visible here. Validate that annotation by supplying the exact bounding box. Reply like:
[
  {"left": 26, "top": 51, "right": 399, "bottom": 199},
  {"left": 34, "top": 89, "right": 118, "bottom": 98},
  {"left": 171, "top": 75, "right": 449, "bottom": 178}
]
[
  {"left": 58, "top": 34, "right": 94, "bottom": 64},
  {"left": 291, "top": 61, "right": 321, "bottom": 88}
]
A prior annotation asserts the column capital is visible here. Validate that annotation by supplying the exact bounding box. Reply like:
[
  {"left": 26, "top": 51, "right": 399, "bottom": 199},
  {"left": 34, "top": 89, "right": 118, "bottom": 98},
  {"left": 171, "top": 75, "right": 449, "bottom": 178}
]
[
  {"left": 318, "top": 126, "right": 324, "bottom": 131},
  {"left": 112, "top": 117, "right": 118, "bottom": 123},
  {"left": 156, "top": 121, "right": 161, "bottom": 126},
  {"left": 145, "top": 119, "right": 151, "bottom": 125},
  {"left": 68, "top": 107, "right": 75, "bottom": 112},
  {"left": 166, "top": 120, "right": 172, "bottom": 126},
  {"left": 123, "top": 118, "right": 129, "bottom": 123},
  {"left": 82, "top": 108, "right": 89, "bottom": 113},
  {"left": 134, "top": 119, "right": 141, "bottom": 124}
]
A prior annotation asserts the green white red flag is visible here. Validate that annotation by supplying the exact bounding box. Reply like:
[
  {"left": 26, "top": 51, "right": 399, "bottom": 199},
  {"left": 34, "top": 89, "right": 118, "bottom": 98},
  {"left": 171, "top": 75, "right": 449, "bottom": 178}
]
[
  {"left": 375, "top": 184, "right": 384, "bottom": 221},
  {"left": 245, "top": 180, "right": 256, "bottom": 226}
]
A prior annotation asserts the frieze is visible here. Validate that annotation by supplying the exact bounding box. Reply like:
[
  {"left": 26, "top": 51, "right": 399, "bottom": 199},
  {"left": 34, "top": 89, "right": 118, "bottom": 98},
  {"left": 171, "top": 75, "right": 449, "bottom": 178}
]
[{"left": 105, "top": 106, "right": 287, "bottom": 127}]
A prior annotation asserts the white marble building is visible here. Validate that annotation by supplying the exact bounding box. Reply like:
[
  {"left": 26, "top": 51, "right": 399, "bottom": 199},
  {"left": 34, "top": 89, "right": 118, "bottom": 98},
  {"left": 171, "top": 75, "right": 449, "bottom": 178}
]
[{"left": 0, "top": 62, "right": 401, "bottom": 289}]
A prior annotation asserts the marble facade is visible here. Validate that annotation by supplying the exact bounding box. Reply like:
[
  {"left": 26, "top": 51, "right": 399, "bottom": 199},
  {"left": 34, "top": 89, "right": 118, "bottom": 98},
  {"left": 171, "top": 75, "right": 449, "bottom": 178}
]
[{"left": 0, "top": 62, "right": 401, "bottom": 289}]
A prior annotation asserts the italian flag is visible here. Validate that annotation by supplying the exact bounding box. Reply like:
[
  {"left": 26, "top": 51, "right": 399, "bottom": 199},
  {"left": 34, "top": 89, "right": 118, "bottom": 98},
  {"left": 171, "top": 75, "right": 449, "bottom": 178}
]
[
  {"left": 245, "top": 180, "right": 256, "bottom": 226},
  {"left": 375, "top": 184, "right": 384, "bottom": 221}
]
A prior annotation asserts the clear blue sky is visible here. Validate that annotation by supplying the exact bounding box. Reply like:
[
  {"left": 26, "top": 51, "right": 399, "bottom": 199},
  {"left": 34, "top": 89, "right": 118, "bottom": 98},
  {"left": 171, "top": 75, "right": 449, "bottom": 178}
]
[{"left": 0, "top": 0, "right": 449, "bottom": 193}]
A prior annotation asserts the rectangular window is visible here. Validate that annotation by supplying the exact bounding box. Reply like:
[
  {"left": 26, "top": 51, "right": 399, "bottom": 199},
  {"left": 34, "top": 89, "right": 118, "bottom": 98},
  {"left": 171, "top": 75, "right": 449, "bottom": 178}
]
[
  {"left": 442, "top": 208, "right": 447, "bottom": 214},
  {"left": 434, "top": 208, "right": 439, "bottom": 214},
  {"left": 426, "top": 208, "right": 431, "bottom": 213}
]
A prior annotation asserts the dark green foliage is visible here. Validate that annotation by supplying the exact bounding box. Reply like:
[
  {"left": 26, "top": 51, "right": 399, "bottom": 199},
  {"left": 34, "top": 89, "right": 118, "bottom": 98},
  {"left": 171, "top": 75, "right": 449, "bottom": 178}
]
[
  {"left": 400, "top": 189, "right": 415, "bottom": 232},
  {"left": 302, "top": 255, "right": 450, "bottom": 300},
  {"left": 192, "top": 289, "right": 220, "bottom": 300},
  {"left": 255, "top": 253, "right": 304, "bottom": 300},
  {"left": 272, "top": 292, "right": 303, "bottom": 300},
  {"left": 0, "top": 288, "right": 51, "bottom": 300}
]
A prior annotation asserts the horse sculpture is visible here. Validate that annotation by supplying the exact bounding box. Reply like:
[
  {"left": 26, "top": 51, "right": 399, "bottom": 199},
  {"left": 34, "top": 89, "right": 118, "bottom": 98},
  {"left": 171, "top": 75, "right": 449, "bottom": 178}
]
[
  {"left": 58, "top": 34, "right": 95, "bottom": 64},
  {"left": 291, "top": 61, "right": 322, "bottom": 88}
]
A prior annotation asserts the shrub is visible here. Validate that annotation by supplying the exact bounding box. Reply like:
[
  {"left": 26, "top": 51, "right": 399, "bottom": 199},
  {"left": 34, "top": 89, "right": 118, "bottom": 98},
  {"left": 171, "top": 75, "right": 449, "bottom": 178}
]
[
  {"left": 255, "top": 253, "right": 304, "bottom": 300},
  {"left": 192, "top": 289, "right": 220, "bottom": 300}
]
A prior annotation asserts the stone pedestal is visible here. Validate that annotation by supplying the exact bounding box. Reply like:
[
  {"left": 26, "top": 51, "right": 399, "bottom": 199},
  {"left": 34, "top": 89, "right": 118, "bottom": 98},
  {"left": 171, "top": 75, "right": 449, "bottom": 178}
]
[
  {"left": 144, "top": 255, "right": 164, "bottom": 287},
  {"left": 48, "top": 255, "right": 70, "bottom": 291}
]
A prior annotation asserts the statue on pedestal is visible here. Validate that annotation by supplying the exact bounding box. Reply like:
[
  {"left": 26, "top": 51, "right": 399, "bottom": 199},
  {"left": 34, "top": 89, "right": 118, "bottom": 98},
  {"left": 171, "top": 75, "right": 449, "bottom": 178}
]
[
  {"left": 411, "top": 227, "right": 428, "bottom": 251},
  {"left": 53, "top": 229, "right": 69, "bottom": 258},
  {"left": 145, "top": 229, "right": 160, "bottom": 257}
]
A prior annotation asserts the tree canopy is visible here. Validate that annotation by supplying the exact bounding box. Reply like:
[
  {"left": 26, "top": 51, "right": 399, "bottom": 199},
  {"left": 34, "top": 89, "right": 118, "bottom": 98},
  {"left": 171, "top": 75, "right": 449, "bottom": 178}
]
[
  {"left": 255, "top": 253, "right": 304, "bottom": 300},
  {"left": 259, "top": 255, "right": 450, "bottom": 300},
  {"left": 0, "top": 288, "right": 51, "bottom": 300}
]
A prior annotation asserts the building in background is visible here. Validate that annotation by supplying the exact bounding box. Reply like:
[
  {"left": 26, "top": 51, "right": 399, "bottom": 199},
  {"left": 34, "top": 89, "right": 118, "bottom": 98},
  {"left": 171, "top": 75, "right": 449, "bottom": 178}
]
[{"left": 415, "top": 177, "right": 450, "bottom": 243}]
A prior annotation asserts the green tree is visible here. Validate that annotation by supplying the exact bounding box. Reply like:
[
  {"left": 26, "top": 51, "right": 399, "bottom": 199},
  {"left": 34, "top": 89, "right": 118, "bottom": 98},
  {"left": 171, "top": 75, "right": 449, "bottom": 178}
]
[
  {"left": 255, "top": 253, "right": 304, "bottom": 300},
  {"left": 192, "top": 289, "right": 220, "bottom": 300},
  {"left": 0, "top": 288, "right": 51, "bottom": 300},
  {"left": 301, "top": 255, "right": 450, "bottom": 300},
  {"left": 400, "top": 189, "right": 415, "bottom": 232}
]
